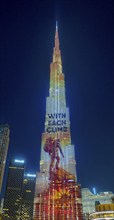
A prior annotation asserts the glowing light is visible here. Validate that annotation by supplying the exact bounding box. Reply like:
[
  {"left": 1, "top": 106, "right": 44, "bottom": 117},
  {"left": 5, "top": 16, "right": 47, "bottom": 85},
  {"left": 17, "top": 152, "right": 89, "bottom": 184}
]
[
  {"left": 56, "top": 21, "right": 58, "bottom": 31},
  {"left": 26, "top": 174, "right": 36, "bottom": 177},
  {"left": 14, "top": 159, "right": 24, "bottom": 163},
  {"left": 93, "top": 187, "right": 96, "bottom": 194},
  {"left": 33, "top": 24, "right": 82, "bottom": 220}
]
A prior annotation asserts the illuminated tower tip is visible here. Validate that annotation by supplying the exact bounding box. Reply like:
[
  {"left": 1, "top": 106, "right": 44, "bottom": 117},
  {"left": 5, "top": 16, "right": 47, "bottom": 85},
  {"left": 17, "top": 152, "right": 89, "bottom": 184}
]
[
  {"left": 53, "top": 20, "right": 61, "bottom": 64},
  {"left": 56, "top": 21, "right": 58, "bottom": 31}
]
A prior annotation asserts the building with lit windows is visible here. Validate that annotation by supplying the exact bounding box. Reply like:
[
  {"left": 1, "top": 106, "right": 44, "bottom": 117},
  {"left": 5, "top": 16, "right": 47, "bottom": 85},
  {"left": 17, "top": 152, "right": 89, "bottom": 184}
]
[
  {"left": 21, "top": 174, "right": 36, "bottom": 220},
  {"left": 3, "top": 159, "right": 25, "bottom": 219},
  {"left": 89, "top": 203, "right": 114, "bottom": 220},
  {"left": 33, "top": 24, "right": 83, "bottom": 219},
  {"left": 0, "top": 199, "right": 4, "bottom": 220},
  {"left": 82, "top": 188, "right": 114, "bottom": 215},
  {"left": 0, "top": 124, "right": 10, "bottom": 192}
]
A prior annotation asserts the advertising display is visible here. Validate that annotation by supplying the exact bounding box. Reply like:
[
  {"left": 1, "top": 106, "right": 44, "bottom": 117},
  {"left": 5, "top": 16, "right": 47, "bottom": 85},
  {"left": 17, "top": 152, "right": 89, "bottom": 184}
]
[{"left": 34, "top": 25, "right": 83, "bottom": 220}]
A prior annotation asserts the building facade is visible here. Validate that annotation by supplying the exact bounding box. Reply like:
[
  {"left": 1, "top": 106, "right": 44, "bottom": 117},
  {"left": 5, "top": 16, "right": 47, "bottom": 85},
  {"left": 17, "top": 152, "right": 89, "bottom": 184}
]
[
  {"left": 3, "top": 159, "right": 25, "bottom": 219},
  {"left": 21, "top": 174, "right": 36, "bottom": 220},
  {"left": 90, "top": 203, "right": 114, "bottom": 220},
  {"left": 34, "top": 24, "right": 83, "bottom": 219},
  {"left": 82, "top": 188, "right": 114, "bottom": 215},
  {"left": 0, "top": 124, "right": 10, "bottom": 192}
]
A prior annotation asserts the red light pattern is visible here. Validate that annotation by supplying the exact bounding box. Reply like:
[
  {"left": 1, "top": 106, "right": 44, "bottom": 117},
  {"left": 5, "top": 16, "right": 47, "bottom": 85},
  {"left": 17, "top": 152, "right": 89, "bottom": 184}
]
[
  {"left": 34, "top": 178, "right": 82, "bottom": 220},
  {"left": 34, "top": 139, "right": 83, "bottom": 220},
  {"left": 33, "top": 25, "right": 83, "bottom": 220}
]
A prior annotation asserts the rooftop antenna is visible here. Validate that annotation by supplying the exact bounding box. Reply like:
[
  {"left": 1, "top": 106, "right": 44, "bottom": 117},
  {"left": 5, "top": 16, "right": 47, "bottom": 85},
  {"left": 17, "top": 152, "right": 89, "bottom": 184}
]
[{"left": 56, "top": 21, "right": 58, "bottom": 31}]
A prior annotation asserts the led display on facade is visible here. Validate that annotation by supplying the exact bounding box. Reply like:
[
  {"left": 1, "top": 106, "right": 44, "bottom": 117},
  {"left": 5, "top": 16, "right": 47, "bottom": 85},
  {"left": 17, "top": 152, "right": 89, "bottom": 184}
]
[{"left": 34, "top": 24, "right": 83, "bottom": 220}]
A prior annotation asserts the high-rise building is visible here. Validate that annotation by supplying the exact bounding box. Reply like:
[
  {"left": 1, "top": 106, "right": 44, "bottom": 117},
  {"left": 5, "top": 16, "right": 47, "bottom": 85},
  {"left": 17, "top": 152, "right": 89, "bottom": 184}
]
[
  {"left": 21, "top": 174, "right": 36, "bottom": 220},
  {"left": 34, "top": 24, "right": 83, "bottom": 219},
  {"left": 0, "top": 124, "right": 10, "bottom": 192},
  {"left": 82, "top": 188, "right": 114, "bottom": 215},
  {"left": 3, "top": 159, "right": 25, "bottom": 219},
  {"left": 0, "top": 199, "right": 4, "bottom": 219}
]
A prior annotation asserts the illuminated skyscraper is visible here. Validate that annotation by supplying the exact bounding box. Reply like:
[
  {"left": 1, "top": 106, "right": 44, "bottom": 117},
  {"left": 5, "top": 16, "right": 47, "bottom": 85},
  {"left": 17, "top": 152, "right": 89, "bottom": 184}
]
[
  {"left": 21, "top": 174, "right": 36, "bottom": 220},
  {"left": 3, "top": 159, "right": 25, "bottom": 219},
  {"left": 34, "top": 24, "right": 83, "bottom": 219},
  {"left": 0, "top": 124, "right": 10, "bottom": 192}
]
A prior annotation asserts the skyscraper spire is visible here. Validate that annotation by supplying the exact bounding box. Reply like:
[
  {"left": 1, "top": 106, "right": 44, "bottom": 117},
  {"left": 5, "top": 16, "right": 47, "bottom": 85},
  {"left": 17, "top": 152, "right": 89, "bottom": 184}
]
[
  {"left": 56, "top": 20, "right": 58, "bottom": 31},
  {"left": 34, "top": 25, "right": 83, "bottom": 220},
  {"left": 53, "top": 21, "right": 62, "bottom": 64}
]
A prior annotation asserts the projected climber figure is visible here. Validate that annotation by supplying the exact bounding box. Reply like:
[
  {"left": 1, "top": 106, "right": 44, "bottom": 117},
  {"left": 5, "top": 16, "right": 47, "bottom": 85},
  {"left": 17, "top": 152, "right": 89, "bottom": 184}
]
[{"left": 44, "top": 138, "right": 64, "bottom": 176}]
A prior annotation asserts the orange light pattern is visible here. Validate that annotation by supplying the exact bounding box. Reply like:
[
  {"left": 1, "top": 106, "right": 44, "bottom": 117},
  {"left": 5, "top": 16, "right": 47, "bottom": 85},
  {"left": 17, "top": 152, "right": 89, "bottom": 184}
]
[
  {"left": 34, "top": 180, "right": 82, "bottom": 220},
  {"left": 34, "top": 24, "right": 83, "bottom": 219}
]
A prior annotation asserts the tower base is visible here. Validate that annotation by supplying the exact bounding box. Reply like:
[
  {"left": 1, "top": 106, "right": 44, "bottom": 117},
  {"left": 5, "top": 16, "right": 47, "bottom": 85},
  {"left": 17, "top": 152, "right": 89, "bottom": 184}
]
[{"left": 34, "top": 178, "right": 83, "bottom": 220}]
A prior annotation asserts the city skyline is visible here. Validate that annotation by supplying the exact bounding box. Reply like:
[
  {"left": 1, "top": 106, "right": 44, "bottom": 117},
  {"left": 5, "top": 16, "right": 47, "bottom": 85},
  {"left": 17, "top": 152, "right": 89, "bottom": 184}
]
[{"left": 0, "top": 0, "right": 113, "bottom": 196}]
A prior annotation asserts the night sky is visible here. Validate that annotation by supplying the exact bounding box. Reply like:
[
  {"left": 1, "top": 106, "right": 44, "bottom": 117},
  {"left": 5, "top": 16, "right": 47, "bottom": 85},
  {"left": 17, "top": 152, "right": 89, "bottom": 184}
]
[{"left": 0, "top": 0, "right": 114, "bottom": 197}]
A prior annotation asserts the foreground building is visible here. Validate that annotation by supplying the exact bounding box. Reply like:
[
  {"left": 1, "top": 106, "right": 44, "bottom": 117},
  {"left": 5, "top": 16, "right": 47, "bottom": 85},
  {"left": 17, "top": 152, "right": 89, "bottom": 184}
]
[
  {"left": 34, "top": 24, "right": 83, "bottom": 219},
  {"left": 3, "top": 159, "right": 25, "bottom": 219},
  {"left": 82, "top": 188, "right": 114, "bottom": 215},
  {"left": 2, "top": 160, "right": 36, "bottom": 220},
  {"left": 0, "top": 124, "right": 10, "bottom": 192},
  {"left": 90, "top": 203, "right": 114, "bottom": 220},
  {"left": 21, "top": 174, "right": 36, "bottom": 220},
  {"left": 0, "top": 199, "right": 4, "bottom": 220}
]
